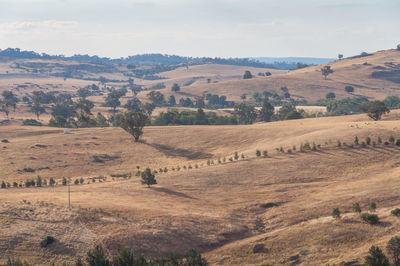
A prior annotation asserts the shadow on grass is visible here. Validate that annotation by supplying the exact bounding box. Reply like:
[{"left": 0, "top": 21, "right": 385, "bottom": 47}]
[
  {"left": 146, "top": 142, "right": 213, "bottom": 160},
  {"left": 151, "top": 187, "right": 196, "bottom": 200}
]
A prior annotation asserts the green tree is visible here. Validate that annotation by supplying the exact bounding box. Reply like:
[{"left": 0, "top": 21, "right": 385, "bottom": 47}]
[
  {"left": 104, "top": 89, "right": 126, "bottom": 112},
  {"left": 321, "top": 65, "right": 334, "bottom": 80},
  {"left": 86, "top": 245, "right": 111, "bottom": 266},
  {"left": 326, "top": 92, "right": 336, "bottom": 100},
  {"left": 141, "top": 168, "right": 157, "bottom": 187},
  {"left": 259, "top": 102, "right": 274, "bottom": 122},
  {"left": 367, "top": 101, "right": 390, "bottom": 121},
  {"left": 345, "top": 86, "right": 354, "bottom": 93},
  {"left": 147, "top": 91, "right": 165, "bottom": 106},
  {"left": 168, "top": 95, "right": 176, "bottom": 106},
  {"left": 352, "top": 202, "right": 361, "bottom": 213},
  {"left": 387, "top": 236, "right": 400, "bottom": 266},
  {"left": 277, "top": 103, "right": 296, "bottom": 120},
  {"left": 124, "top": 98, "right": 143, "bottom": 112},
  {"left": 234, "top": 103, "right": 257, "bottom": 124},
  {"left": 120, "top": 112, "right": 148, "bottom": 142},
  {"left": 332, "top": 207, "right": 341, "bottom": 219},
  {"left": 285, "top": 110, "right": 303, "bottom": 120},
  {"left": 243, "top": 70, "right": 253, "bottom": 79},
  {"left": 31, "top": 102, "right": 45, "bottom": 120},
  {"left": 171, "top": 83, "right": 180, "bottom": 92},
  {"left": 364, "top": 246, "right": 389, "bottom": 266},
  {"left": 77, "top": 87, "right": 91, "bottom": 99}
]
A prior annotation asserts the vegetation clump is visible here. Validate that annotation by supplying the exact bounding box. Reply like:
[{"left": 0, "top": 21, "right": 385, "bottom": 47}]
[
  {"left": 40, "top": 236, "right": 55, "bottom": 248},
  {"left": 360, "top": 213, "right": 379, "bottom": 224}
]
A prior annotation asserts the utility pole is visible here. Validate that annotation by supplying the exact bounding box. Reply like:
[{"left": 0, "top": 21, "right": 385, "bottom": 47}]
[{"left": 68, "top": 178, "right": 71, "bottom": 209}]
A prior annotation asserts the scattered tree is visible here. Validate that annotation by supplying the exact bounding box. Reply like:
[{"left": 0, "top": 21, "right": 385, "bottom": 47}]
[
  {"left": 171, "top": 83, "right": 180, "bottom": 92},
  {"left": 332, "top": 207, "right": 341, "bottom": 219},
  {"left": 120, "top": 112, "right": 148, "bottom": 142},
  {"left": 338, "top": 54, "right": 343, "bottom": 60},
  {"left": 367, "top": 101, "right": 390, "bottom": 121},
  {"left": 141, "top": 168, "right": 157, "bottom": 188},
  {"left": 321, "top": 66, "right": 334, "bottom": 80},
  {"left": 243, "top": 70, "right": 253, "bottom": 79},
  {"left": 326, "top": 92, "right": 336, "bottom": 100},
  {"left": 259, "top": 102, "right": 274, "bottom": 122},
  {"left": 387, "top": 236, "right": 400, "bottom": 266},
  {"left": 364, "top": 246, "right": 389, "bottom": 266},
  {"left": 345, "top": 86, "right": 354, "bottom": 93}
]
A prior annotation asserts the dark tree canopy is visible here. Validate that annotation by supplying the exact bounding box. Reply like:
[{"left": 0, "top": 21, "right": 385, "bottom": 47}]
[
  {"left": 259, "top": 102, "right": 274, "bottom": 122},
  {"left": 364, "top": 246, "right": 390, "bottom": 266},
  {"left": 141, "top": 168, "right": 157, "bottom": 187},
  {"left": 326, "top": 92, "right": 336, "bottom": 100},
  {"left": 120, "top": 111, "right": 148, "bottom": 142},
  {"left": 171, "top": 83, "right": 180, "bottom": 92},
  {"left": 321, "top": 65, "right": 334, "bottom": 79},
  {"left": 345, "top": 86, "right": 354, "bottom": 93},
  {"left": 243, "top": 70, "right": 253, "bottom": 79},
  {"left": 367, "top": 100, "right": 390, "bottom": 121},
  {"left": 234, "top": 103, "right": 257, "bottom": 124},
  {"left": 147, "top": 91, "right": 165, "bottom": 106}
]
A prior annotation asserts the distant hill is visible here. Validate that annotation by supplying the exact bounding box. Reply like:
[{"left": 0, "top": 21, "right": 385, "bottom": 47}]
[
  {"left": 254, "top": 57, "right": 334, "bottom": 65},
  {"left": 0, "top": 48, "right": 303, "bottom": 70}
]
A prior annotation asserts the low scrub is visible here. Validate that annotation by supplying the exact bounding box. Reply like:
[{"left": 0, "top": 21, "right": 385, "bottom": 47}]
[
  {"left": 391, "top": 208, "right": 400, "bottom": 217},
  {"left": 360, "top": 213, "right": 379, "bottom": 224},
  {"left": 40, "top": 236, "right": 55, "bottom": 248}
]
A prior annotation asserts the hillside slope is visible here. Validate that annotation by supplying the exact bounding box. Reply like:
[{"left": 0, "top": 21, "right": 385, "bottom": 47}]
[
  {"left": 166, "top": 49, "right": 400, "bottom": 103},
  {"left": 1, "top": 112, "right": 400, "bottom": 264}
]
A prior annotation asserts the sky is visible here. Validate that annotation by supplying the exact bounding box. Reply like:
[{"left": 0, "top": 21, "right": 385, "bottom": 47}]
[{"left": 0, "top": 0, "right": 399, "bottom": 59}]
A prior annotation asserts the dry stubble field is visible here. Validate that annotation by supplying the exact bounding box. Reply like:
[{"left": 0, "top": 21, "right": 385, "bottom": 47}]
[{"left": 1, "top": 112, "right": 400, "bottom": 265}]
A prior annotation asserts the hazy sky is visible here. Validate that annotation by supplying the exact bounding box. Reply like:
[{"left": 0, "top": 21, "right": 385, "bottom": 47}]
[{"left": 0, "top": 0, "right": 399, "bottom": 58}]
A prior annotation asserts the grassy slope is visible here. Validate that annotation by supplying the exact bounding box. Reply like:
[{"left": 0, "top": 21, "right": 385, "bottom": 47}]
[
  {"left": 167, "top": 49, "right": 400, "bottom": 103},
  {"left": 1, "top": 112, "right": 400, "bottom": 264}
]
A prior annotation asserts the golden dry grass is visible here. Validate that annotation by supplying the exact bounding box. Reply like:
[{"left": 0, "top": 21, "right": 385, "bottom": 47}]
[
  {"left": 1, "top": 111, "right": 400, "bottom": 264},
  {"left": 161, "top": 49, "right": 400, "bottom": 103}
]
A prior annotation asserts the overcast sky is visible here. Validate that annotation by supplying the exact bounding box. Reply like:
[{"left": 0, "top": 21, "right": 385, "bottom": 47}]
[{"left": 0, "top": 0, "right": 398, "bottom": 58}]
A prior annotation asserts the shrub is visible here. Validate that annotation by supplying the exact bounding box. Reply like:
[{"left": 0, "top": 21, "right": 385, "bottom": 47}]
[
  {"left": 391, "top": 208, "right": 400, "bottom": 217},
  {"left": 366, "top": 137, "right": 371, "bottom": 145},
  {"left": 223, "top": 157, "right": 226, "bottom": 163},
  {"left": 22, "top": 119, "right": 42, "bottom": 126},
  {"left": 256, "top": 150, "right": 261, "bottom": 157},
  {"left": 260, "top": 202, "right": 278, "bottom": 208},
  {"left": 360, "top": 213, "right": 379, "bottom": 224},
  {"left": 361, "top": 141, "right": 366, "bottom": 148},
  {"left": 378, "top": 137, "right": 382, "bottom": 144},
  {"left": 353, "top": 202, "right": 362, "bottom": 213},
  {"left": 62, "top": 177, "right": 67, "bottom": 186},
  {"left": 337, "top": 140, "right": 341, "bottom": 147},
  {"left": 40, "top": 236, "right": 55, "bottom": 248},
  {"left": 390, "top": 136, "right": 395, "bottom": 144},
  {"left": 312, "top": 143, "right": 317, "bottom": 151},
  {"left": 234, "top": 152, "right": 239, "bottom": 160},
  {"left": 74, "top": 179, "right": 79, "bottom": 185},
  {"left": 354, "top": 136, "right": 359, "bottom": 145},
  {"left": 365, "top": 246, "right": 389, "bottom": 266},
  {"left": 292, "top": 145, "right": 296, "bottom": 151},
  {"left": 49, "top": 178, "right": 55, "bottom": 186},
  {"left": 241, "top": 153, "right": 245, "bottom": 159},
  {"left": 159, "top": 168, "right": 163, "bottom": 173},
  {"left": 80, "top": 177, "right": 84, "bottom": 184},
  {"left": 218, "top": 158, "right": 221, "bottom": 164},
  {"left": 279, "top": 147, "right": 284, "bottom": 153},
  {"left": 387, "top": 236, "right": 400, "bottom": 266},
  {"left": 164, "top": 167, "right": 168, "bottom": 172},
  {"left": 263, "top": 150, "right": 268, "bottom": 157},
  {"left": 36, "top": 176, "right": 42, "bottom": 187},
  {"left": 207, "top": 160, "right": 210, "bottom": 166},
  {"left": 287, "top": 149, "right": 292, "bottom": 153},
  {"left": 13, "top": 182, "right": 18, "bottom": 188},
  {"left": 86, "top": 245, "right": 110, "bottom": 266},
  {"left": 303, "top": 142, "right": 311, "bottom": 150},
  {"left": 229, "top": 157, "right": 233, "bottom": 162},
  {"left": 1, "top": 181, "right": 5, "bottom": 189},
  {"left": 370, "top": 201, "right": 377, "bottom": 212},
  {"left": 345, "top": 86, "right": 355, "bottom": 93},
  {"left": 141, "top": 168, "right": 157, "bottom": 187},
  {"left": 332, "top": 207, "right": 341, "bottom": 219},
  {"left": 188, "top": 165, "right": 192, "bottom": 169},
  {"left": 183, "top": 165, "right": 187, "bottom": 169},
  {"left": 396, "top": 139, "right": 400, "bottom": 146}
]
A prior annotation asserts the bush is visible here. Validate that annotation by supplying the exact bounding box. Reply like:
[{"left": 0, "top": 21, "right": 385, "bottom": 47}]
[
  {"left": 49, "top": 178, "right": 55, "bottom": 186},
  {"left": 337, "top": 140, "right": 341, "bottom": 147},
  {"left": 13, "top": 182, "right": 18, "bottom": 188},
  {"left": 22, "top": 119, "right": 42, "bottom": 126},
  {"left": 365, "top": 246, "right": 389, "bottom": 266},
  {"left": 36, "top": 176, "right": 42, "bottom": 187},
  {"left": 370, "top": 201, "right": 377, "bottom": 212},
  {"left": 391, "top": 208, "right": 400, "bottom": 217},
  {"left": 74, "top": 179, "right": 79, "bottom": 185},
  {"left": 256, "top": 150, "right": 261, "bottom": 157},
  {"left": 366, "top": 137, "right": 371, "bottom": 145},
  {"left": 263, "top": 150, "right": 268, "bottom": 157},
  {"left": 378, "top": 137, "right": 382, "bottom": 144},
  {"left": 353, "top": 202, "right": 362, "bottom": 213},
  {"left": 332, "top": 207, "right": 341, "bottom": 219},
  {"left": 86, "top": 245, "right": 110, "bottom": 266},
  {"left": 234, "top": 152, "right": 239, "bottom": 160},
  {"left": 354, "top": 136, "right": 359, "bottom": 145},
  {"left": 80, "top": 177, "right": 84, "bottom": 184},
  {"left": 40, "top": 236, "right": 55, "bottom": 248},
  {"left": 360, "top": 213, "right": 379, "bottom": 224},
  {"left": 241, "top": 153, "right": 245, "bottom": 159},
  {"left": 396, "top": 139, "right": 400, "bottom": 146},
  {"left": 260, "top": 202, "right": 278, "bottom": 208},
  {"left": 62, "top": 177, "right": 67, "bottom": 186},
  {"left": 390, "top": 136, "right": 395, "bottom": 144},
  {"left": 345, "top": 86, "right": 354, "bottom": 93}
]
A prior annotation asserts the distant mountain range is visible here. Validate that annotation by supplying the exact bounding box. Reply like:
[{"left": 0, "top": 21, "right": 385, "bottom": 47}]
[{"left": 0, "top": 48, "right": 332, "bottom": 70}]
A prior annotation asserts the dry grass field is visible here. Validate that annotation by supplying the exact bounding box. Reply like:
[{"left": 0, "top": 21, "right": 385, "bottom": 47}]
[{"left": 1, "top": 111, "right": 400, "bottom": 264}]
